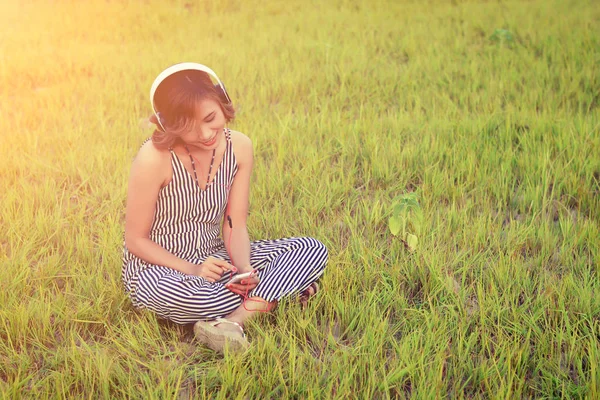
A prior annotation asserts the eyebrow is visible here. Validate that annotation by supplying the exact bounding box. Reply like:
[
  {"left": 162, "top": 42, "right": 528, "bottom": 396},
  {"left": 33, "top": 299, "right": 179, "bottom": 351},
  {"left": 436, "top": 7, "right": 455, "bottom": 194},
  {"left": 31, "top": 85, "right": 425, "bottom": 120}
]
[{"left": 203, "top": 111, "right": 215, "bottom": 121}]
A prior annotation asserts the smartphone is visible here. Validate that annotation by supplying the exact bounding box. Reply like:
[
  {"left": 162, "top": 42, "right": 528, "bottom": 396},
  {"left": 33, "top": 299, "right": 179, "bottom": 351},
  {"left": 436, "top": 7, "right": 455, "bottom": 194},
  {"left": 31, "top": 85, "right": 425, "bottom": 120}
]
[{"left": 226, "top": 271, "right": 257, "bottom": 285}]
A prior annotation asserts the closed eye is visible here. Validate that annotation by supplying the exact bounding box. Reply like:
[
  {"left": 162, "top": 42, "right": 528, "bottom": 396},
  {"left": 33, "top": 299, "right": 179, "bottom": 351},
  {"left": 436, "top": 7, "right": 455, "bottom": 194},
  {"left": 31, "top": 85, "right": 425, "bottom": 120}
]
[{"left": 203, "top": 111, "right": 215, "bottom": 122}]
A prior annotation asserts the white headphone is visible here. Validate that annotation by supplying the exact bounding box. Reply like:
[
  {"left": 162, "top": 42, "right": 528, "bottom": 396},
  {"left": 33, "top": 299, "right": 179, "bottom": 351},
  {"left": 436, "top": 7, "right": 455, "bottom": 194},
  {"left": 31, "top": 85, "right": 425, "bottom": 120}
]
[{"left": 149, "top": 62, "right": 232, "bottom": 131}]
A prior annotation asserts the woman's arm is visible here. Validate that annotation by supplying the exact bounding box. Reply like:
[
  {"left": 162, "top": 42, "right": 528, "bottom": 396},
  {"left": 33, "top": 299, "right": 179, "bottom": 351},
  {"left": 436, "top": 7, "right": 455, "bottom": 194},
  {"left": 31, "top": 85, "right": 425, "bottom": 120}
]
[
  {"left": 124, "top": 143, "right": 198, "bottom": 274},
  {"left": 124, "top": 143, "right": 232, "bottom": 282},
  {"left": 222, "top": 131, "right": 254, "bottom": 272}
]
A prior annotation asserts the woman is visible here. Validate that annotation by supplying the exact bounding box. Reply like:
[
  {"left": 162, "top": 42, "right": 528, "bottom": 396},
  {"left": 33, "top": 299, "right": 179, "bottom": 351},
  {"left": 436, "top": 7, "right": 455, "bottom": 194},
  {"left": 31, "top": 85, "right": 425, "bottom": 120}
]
[{"left": 122, "top": 63, "right": 328, "bottom": 354}]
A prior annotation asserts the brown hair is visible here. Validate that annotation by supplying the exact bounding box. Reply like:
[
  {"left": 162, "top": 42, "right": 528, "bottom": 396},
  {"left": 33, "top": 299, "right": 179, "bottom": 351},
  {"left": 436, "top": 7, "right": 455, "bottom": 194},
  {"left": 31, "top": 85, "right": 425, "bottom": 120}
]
[{"left": 150, "top": 70, "right": 235, "bottom": 149}]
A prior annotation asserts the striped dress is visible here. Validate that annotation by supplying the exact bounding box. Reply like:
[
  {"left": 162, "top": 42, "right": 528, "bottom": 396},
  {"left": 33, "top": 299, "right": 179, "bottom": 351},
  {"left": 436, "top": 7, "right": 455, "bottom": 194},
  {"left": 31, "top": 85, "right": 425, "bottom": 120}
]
[{"left": 122, "top": 129, "right": 328, "bottom": 324}]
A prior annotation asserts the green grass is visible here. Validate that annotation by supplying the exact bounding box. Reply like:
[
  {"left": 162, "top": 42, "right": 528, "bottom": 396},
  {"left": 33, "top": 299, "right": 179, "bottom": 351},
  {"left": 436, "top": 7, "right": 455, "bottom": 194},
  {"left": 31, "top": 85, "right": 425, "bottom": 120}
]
[{"left": 1, "top": 0, "right": 599, "bottom": 398}]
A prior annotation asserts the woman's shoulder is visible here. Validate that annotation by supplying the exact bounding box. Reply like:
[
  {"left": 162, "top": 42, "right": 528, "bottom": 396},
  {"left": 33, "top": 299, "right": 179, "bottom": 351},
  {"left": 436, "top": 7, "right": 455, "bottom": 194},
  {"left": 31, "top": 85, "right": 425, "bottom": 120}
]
[
  {"left": 135, "top": 139, "right": 172, "bottom": 164},
  {"left": 228, "top": 129, "right": 253, "bottom": 164},
  {"left": 228, "top": 129, "right": 252, "bottom": 148},
  {"left": 131, "top": 139, "right": 172, "bottom": 181}
]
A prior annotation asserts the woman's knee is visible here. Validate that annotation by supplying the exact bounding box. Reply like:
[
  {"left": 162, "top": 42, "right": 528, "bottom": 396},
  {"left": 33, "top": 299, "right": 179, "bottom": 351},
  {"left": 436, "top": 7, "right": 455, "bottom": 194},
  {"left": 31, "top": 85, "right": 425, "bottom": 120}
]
[
  {"left": 298, "top": 237, "right": 329, "bottom": 266},
  {"left": 136, "top": 275, "right": 241, "bottom": 322}
]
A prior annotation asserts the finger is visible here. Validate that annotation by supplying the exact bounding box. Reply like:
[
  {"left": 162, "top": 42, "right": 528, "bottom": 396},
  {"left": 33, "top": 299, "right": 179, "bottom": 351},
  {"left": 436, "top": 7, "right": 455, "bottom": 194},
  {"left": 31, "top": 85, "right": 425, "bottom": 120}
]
[
  {"left": 225, "top": 285, "right": 245, "bottom": 295},
  {"left": 204, "top": 270, "right": 222, "bottom": 282},
  {"left": 230, "top": 289, "right": 245, "bottom": 296},
  {"left": 228, "top": 282, "right": 258, "bottom": 292},
  {"left": 205, "top": 263, "right": 226, "bottom": 276},
  {"left": 226, "top": 283, "right": 251, "bottom": 292},
  {"left": 208, "top": 257, "right": 234, "bottom": 269},
  {"left": 212, "top": 259, "right": 235, "bottom": 271},
  {"left": 226, "top": 283, "right": 246, "bottom": 290}
]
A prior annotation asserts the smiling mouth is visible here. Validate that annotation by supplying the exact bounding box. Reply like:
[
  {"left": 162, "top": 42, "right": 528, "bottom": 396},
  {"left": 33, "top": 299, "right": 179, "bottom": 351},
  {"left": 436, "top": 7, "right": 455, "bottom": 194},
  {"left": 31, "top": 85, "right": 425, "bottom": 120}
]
[{"left": 200, "top": 134, "right": 217, "bottom": 145}]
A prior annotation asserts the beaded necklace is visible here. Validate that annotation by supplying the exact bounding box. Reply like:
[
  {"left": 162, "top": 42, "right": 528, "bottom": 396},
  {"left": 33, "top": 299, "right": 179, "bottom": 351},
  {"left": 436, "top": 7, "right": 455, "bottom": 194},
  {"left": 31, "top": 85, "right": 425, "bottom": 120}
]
[{"left": 184, "top": 145, "right": 216, "bottom": 189}]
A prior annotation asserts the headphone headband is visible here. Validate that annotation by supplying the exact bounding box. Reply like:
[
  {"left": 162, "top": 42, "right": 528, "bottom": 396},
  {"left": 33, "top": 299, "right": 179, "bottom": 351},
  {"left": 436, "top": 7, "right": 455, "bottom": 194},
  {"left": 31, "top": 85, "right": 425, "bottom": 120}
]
[{"left": 149, "top": 62, "right": 231, "bottom": 130}]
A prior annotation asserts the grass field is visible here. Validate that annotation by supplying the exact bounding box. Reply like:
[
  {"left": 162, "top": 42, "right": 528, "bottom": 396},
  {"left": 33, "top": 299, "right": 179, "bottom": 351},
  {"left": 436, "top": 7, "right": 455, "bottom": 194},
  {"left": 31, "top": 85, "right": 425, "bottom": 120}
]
[{"left": 1, "top": 0, "right": 599, "bottom": 398}]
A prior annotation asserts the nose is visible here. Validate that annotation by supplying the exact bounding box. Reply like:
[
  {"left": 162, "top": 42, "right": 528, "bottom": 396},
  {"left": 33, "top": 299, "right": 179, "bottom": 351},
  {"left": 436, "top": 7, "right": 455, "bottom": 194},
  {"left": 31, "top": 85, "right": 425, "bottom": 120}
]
[{"left": 198, "top": 128, "right": 215, "bottom": 141}]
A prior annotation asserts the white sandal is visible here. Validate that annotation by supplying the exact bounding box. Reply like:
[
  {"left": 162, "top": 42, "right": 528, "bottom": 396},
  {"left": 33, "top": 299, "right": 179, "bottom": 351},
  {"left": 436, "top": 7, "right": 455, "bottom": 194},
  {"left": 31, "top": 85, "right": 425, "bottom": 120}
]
[{"left": 193, "top": 318, "right": 249, "bottom": 354}]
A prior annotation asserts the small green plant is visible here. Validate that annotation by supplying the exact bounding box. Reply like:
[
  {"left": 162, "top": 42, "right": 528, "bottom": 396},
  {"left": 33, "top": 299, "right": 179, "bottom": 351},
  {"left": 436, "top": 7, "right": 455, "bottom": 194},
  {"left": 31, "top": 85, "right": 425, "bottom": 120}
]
[
  {"left": 490, "top": 28, "right": 514, "bottom": 45},
  {"left": 388, "top": 192, "right": 423, "bottom": 252}
]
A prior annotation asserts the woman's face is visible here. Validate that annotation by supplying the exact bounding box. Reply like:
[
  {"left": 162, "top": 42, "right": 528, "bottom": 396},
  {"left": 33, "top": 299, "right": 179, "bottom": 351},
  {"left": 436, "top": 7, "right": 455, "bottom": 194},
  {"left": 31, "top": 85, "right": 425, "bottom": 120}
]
[{"left": 180, "top": 98, "right": 226, "bottom": 150}]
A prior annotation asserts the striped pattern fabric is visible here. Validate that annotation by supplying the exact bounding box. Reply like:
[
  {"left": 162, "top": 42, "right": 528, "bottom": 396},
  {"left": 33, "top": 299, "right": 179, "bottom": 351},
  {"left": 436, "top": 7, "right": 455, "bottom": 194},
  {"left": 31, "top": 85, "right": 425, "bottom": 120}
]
[{"left": 122, "top": 129, "right": 328, "bottom": 324}]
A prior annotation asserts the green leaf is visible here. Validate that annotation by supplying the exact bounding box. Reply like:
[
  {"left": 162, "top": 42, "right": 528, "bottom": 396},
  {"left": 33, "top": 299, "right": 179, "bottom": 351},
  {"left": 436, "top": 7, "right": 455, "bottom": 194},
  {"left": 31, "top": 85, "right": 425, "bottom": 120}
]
[
  {"left": 411, "top": 209, "right": 424, "bottom": 234},
  {"left": 393, "top": 204, "right": 406, "bottom": 216},
  {"left": 490, "top": 28, "right": 514, "bottom": 43},
  {"left": 406, "top": 233, "right": 418, "bottom": 251},
  {"left": 393, "top": 193, "right": 420, "bottom": 211},
  {"left": 391, "top": 192, "right": 423, "bottom": 239},
  {"left": 389, "top": 215, "right": 401, "bottom": 236},
  {"left": 404, "top": 197, "right": 420, "bottom": 209}
]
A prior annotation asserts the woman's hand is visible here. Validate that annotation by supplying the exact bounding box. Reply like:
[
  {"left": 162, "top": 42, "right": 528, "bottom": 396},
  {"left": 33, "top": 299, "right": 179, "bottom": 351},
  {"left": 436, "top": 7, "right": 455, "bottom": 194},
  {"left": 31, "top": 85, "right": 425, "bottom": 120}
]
[
  {"left": 189, "top": 257, "right": 236, "bottom": 282},
  {"left": 234, "top": 265, "right": 253, "bottom": 274},
  {"left": 225, "top": 274, "right": 260, "bottom": 296}
]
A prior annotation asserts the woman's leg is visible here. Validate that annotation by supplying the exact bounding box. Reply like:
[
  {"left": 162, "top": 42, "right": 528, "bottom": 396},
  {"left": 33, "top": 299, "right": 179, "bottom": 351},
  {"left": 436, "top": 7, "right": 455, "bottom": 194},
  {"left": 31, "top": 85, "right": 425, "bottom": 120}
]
[
  {"left": 130, "top": 237, "right": 327, "bottom": 325},
  {"left": 130, "top": 237, "right": 327, "bottom": 352},
  {"left": 218, "top": 236, "right": 328, "bottom": 325},
  {"left": 248, "top": 236, "right": 328, "bottom": 302},
  {"left": 131, "top": 266, "right": 244, "bottom": 325}
]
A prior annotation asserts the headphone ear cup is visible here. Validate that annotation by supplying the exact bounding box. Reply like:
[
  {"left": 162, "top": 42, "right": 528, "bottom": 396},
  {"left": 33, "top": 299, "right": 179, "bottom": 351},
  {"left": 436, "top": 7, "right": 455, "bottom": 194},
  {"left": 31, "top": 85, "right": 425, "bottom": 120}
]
[
  {"left": 156, "top": 112, "right": 167, "bottom": 130},
  {"left": 214, "top": 83, "right": 231, "bottom": 104}
]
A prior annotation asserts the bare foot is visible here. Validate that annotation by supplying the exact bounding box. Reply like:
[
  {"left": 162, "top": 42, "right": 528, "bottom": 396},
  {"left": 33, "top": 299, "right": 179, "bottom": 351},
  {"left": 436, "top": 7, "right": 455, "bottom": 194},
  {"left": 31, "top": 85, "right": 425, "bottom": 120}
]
[{"left": 299, "top": 282, "right": 319, "bottom": 308}]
